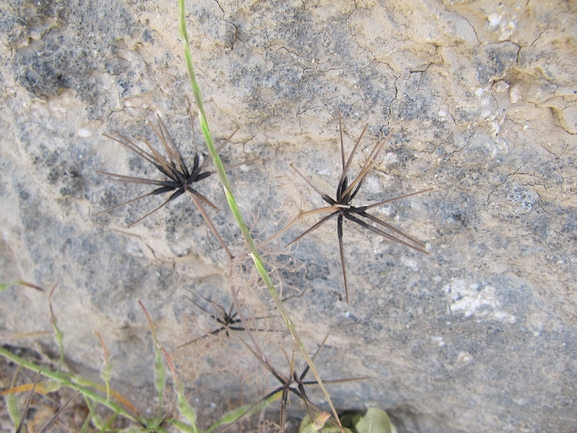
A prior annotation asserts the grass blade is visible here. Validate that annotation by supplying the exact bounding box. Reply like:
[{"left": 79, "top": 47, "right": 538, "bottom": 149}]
[{"left": 178, "top": 0, "right": 340, "bottom": 425}]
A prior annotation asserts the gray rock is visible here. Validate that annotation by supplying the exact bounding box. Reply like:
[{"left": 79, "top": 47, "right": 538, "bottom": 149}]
[{"left": 1, "top": 0, "right": 576, "bottom": 432}]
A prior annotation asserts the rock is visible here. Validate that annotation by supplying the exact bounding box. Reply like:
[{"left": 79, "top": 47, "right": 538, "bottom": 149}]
[{"left": 1, "top": 0, "right": 576, "bottom": 432}]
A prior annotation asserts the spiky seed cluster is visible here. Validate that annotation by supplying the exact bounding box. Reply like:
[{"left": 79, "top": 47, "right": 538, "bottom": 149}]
[
  {"left": 96, "top": 116, "right": 219, "bottom": 227},
  {"left": 233, "top": 330, "right": 367, "bottom": 433},
  {"left": 268, "top": 113, "right": 432, "bottom": 302},
  {"left": 96, "top": 108, "right": 239, "bottom": 258},
  {"left": 178, "top": 291, "right": 274, "bottom": 348}
]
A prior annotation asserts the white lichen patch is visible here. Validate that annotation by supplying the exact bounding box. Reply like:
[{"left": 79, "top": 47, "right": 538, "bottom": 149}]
[
  {"left": 432, "top": 336, "right": 445, "bottom": 347},
  {"left": 401, "top": 256, "right": 419, "bottom": 271},
  {"left": 445, "top": 279, "right": 516, "bottom": 323},
  {"left": 454, "top": 351, "right": 474, "bottom": 369},
  {"left": 486, "top": 11, "right": 517, "bottom": 41},
  {"left": 77, "top": 128, "right": 92, "bottom": 137},
  {"left": 363, "top": 174, "right": 382, "bottom": 194}
]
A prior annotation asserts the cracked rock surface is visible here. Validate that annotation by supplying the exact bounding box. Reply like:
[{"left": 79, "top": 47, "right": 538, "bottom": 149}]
[{"left": 1, "top": 0, "right": 576, "bottom": 432}]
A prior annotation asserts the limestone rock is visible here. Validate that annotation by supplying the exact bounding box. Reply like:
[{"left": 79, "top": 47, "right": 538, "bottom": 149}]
[{"left": 1, "top": 1, "right": 576, "bottom": 432}]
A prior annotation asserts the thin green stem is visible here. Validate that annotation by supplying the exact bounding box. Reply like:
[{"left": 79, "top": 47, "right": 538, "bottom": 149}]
[
  {"left": 177, "top": 0, "right": 340, "bottom": 426},
  {"left": 0, "top": 347, "right": 144, "bottom": 425}
]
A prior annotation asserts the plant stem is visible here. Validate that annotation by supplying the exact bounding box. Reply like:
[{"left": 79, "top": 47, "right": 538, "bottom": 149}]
[
  {"left": 177, "top": 0, "right": 340, "bottom": 426},
  {"left": 0, "top": 346, "right": 144, "bottom": 425}
]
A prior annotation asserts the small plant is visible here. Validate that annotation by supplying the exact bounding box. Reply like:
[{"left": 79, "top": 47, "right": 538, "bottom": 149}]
[
  {"left": 300, "top": 408, "right": 397, "bottom": 433},
  {"left": 178, "top": 290, "right": 274, "bottom": 348},
  {"left": 96, "top": 101, "right": 244, "bottom": 258},
  {"left": 1, "top": 282, "right": 284, "bottom": 432},
  {"left": 1, "top": 281, "right": 145, "bottom": 432},
  {"left": 7, "top": 369, "right": 80, "bottom": 433},
  {"left": 265, "top": 113, "right": 432, "bottom": 302},
  {"left": 233, "top": 330, "right": 368, "bottom": 432}
]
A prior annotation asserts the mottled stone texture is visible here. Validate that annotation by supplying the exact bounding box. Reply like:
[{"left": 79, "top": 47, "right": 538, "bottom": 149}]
[{"left": 0, "top": 0, "right": 576, "bottom": 432}]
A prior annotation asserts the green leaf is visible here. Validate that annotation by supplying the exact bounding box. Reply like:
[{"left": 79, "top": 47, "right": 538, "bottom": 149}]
[
  {"left": 299, "top": 412, "right": 331, "bottom": 433},
  {"left": 353, "top": 408, "right": 396, "bottom": 433},
  {"left": 301, "top": 409, "right": 396, "bottom": 433},
  {"left": 6, "top": 393, "right": 20, "bottom": 427},
  {"left": 167, "top": 419, "right": 196, "bottom": 433},
  {"left": 92, "top": 413, "right": 105, "bottom": 430},
  {"left": 0, "top": 281, "right": 16, "bottom": 292},
  {"left": 119, "top": 428, "right": 144, "bottom": 433},
  {"left": 205, "top": 392, "right": 281, "bottom": 433},
  {"left": 301, "top": 415, "right": 352, "bottom": 433}
]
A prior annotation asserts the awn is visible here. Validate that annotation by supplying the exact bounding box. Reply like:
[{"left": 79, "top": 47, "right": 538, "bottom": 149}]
[
  {"left": 178, "top": 291, "right": 274, "bottom": 348},
  {"left": 231, "top": 330, "right": 367, "bottom": 432},
  {"left": 96, "top": 102, "right": 250, "bottom": 259},
  {"left": 266, "top": 113, "right": 432, "bottom": 302}
]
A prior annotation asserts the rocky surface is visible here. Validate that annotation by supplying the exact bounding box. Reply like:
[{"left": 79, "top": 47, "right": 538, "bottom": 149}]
[{"left": 1, "top": 0, "right": 576, "bottom": 432}]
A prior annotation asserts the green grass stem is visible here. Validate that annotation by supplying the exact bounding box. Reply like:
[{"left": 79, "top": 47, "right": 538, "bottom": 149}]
[
  {"left": 177, "top": 0, "right": 340, "bottom": 426},
  {"left": 0, "top": 346, "right": 144, "bottom": 425}
]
